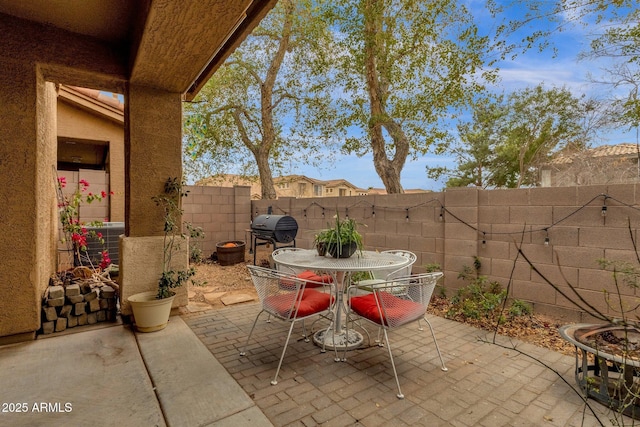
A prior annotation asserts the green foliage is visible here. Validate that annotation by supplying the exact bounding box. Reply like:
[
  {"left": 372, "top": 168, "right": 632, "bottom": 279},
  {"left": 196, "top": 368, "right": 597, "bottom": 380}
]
[
  {"left": 186, "top": 223, "right": 205, "bottom": 263},
  {"left": 508, "top": 299, "right": 533, "bottom": 317},
  {"left": 598, "top": 258, "right": 640, "bottom": 289},
  {"left": 152, "top": 178, "right": 198, "bottom": 299},
  {"left": 183, "top": 0, "right": 339, "bottom": 199},
  {"left": 314, "top": 212, "right": 364, "bottom": 256},
  {"left": 323, "top": 0, "right": 497, "bottom": 193},
  {"left": 431, "top": 85, "right": 592, "bottom": 189},
  {"left": 446, "top": 259, "right": 534, "bottom": 321},
  {"left": 423, "top": 263, "right": 441, "bottom": 273},
  {"left": 447, "top": 258, "right": 507, "bottom": 321}
]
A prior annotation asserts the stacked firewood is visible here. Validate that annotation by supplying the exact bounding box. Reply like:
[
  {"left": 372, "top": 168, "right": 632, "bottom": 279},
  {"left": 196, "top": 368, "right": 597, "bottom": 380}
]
[{"left": 41, "top": 267, "right": 119, "bottom": 334}]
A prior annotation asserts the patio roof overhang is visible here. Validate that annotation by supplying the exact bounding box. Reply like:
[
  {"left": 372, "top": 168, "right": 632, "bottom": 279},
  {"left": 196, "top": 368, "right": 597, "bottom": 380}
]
[{"left": 0, "top": 0, "right": 277, "bottom": 100}]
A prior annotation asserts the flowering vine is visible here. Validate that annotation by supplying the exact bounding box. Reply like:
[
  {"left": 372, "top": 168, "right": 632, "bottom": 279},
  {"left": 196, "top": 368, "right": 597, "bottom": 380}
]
[{"left": 57, "top": 176, "right": 113, "bottom": 270}]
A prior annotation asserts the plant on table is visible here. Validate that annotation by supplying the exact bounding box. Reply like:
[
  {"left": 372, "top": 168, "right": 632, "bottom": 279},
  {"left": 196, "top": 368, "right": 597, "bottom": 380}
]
[
  {"left": 313, "top": 212, "right": 364, "bottom": 258},
  {"left": 57, "top": 175, "right": 113, "bottom": 271},
  {"left": 151, "top": 177, "right": 197, "bottom": 299}
]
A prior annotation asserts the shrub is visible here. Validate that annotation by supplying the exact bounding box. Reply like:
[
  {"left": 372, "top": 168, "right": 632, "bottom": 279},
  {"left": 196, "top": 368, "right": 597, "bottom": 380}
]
[{"left": 446, "top": 258, "right": 506, "bottom": 322}]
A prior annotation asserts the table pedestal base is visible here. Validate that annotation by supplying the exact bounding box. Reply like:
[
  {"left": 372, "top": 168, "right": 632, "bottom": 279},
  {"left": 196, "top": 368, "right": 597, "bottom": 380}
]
[{"left": 313, "top": 329, "right": 363, "bottom": 352}]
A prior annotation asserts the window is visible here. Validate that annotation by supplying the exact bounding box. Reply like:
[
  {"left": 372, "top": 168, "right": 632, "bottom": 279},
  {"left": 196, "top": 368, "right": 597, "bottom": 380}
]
[
  {"left": 298, "top": 183, "right": 307, "bottom": 194},
  {"left": 313, "top": 185, "right": 323, "bottom": 196},
  {"left": 339, "top": 188, "right": 346, "bottom": 196}
]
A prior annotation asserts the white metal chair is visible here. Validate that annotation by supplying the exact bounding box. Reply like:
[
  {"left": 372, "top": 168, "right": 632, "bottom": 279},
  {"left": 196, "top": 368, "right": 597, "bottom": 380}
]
[
  {"left": 355, "top": 250, "right": 417, "bottom": 291},
  {"left": 345, "top": 272, "right": 447, "bottom": 399},
  {"left": 240, "top": 265, "right": 335, "bottom": 385}
]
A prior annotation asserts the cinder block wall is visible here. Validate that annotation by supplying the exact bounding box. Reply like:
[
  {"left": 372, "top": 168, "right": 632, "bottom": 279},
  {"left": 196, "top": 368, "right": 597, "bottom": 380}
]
[
  {"left": 249, "top": 184, "right": 640, "bottom": 322},
  {"left": 183, "top": 185, "right": 252, "bottom": 258}
]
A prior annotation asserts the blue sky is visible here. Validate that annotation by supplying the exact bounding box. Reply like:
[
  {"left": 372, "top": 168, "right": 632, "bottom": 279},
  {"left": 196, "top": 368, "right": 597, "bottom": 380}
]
[{"left": 298, "top": 3, "right": 637, "bottom": 192}]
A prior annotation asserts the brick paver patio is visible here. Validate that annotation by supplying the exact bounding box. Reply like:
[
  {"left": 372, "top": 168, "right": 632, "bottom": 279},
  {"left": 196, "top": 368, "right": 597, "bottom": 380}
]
[{"left": 183, "top": 303, "right": 629, "bottom": 426}]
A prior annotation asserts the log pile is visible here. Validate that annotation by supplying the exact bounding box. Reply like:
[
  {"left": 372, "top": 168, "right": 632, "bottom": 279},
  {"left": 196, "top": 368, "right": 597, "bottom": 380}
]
[{"left": 40, "top": 267, "right": 119, "bottom": 334}]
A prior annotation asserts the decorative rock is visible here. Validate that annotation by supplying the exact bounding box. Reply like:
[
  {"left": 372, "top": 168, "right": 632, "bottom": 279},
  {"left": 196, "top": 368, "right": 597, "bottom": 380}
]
[
  {"left": 68, "top": 316, "right": 78, "bottom": 328},
  {"left": 47, "top": 297, "right": 65, "bottom": 307},
  {"left": 48, "top": 285, "right": 64, "bottom": 300},
  {"left": 96, "top": 310, "right": 106, "bottom": 322},
  {"left": 87, "top": 312, "right": 98, "bottom": 324},
  {"left": 41, "top": 321, "right": 55, "bottom": 334},
  {"left": 84, "top": 289, "right": 99, "bottom": 302},
  {"left": 74, "top": 302, "right": 86, "bottom": 316},
  {"left": 68, "top": 295, "right": 84, "bottom": 304},
  {"left": 77, "top": 313, "right": 88, "bottom": 326},
  {"left": 100, "top": 286, "right": 116, "bottom": 298},
  {"left": 59, "top": 305, "right": 73, "bottom": 318},
  {"left": 42, "top": 307, "right": 57, "bottom": 321},
  {"left": 88, "top": 298, "right": 100, "bottom": 313},
  {"left": 55, "top": 318, "right": 67, "bottom": 332},
  {"left": 65, "top": 284, "right": 81, "bottom": 297}
]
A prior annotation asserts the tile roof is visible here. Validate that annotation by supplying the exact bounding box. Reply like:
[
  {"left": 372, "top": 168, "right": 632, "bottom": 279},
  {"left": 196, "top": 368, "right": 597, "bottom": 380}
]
[{"left": 549, "top": 143, "right": 639, "bottom": 164}]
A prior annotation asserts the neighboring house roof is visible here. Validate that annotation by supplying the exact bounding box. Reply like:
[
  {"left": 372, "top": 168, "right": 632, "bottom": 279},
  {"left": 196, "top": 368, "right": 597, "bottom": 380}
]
[
  {"left": 548, "top": 143, "right": 639, "bottom": 165},
  {"left": 57, "top": 85, "right": 124, "bottom": 124},
  {"left": 195, "top": 174, "right": 261, "bottom": 199},
  {"left": 196, "top": 173, "right": 431, "bottom": 197}
]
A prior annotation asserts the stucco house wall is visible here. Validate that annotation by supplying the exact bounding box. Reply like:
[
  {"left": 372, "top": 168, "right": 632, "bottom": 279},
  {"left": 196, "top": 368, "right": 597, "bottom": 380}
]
[{"left": 56, "top": 86, "right": 125, "bottom": 222}]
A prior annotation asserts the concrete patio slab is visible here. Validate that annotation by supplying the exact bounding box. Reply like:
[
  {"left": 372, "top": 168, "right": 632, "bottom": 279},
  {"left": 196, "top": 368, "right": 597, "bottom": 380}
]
[
  {"left": 0, "top": 316, "right": 272, "bottom": 427},
  {"left": 136, "top": 316, "right": 271, "bottom": 426},
  {"left": 0, "top": 325, "right": 164, "bottom": 427}
]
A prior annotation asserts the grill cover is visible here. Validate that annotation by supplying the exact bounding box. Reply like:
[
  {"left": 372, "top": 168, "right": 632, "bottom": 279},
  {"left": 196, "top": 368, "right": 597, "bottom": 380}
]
[{"left": 251, "top": 214, "right": 298, "bottom": 243}]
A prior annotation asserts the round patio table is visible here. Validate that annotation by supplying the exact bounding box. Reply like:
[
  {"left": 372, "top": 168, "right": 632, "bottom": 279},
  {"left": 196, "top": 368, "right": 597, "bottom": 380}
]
[{"left": 271, "top": 249, "right": 410, "bottom": 356}]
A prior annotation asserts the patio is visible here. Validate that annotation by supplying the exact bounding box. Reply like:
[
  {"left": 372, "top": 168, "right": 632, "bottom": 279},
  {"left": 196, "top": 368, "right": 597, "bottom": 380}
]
[
  {"left": 0, "top": 304, "right": 632, "bottom": 426},
  {"left": 183, "top": 302, "right": 627, "bottom": 426}
]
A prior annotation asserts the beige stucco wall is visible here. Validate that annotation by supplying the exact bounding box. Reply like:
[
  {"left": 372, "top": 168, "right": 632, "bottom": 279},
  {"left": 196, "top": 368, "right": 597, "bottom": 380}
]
[
  {"left": 119, "top": 236, "right": 188, "bottom": 317},
  {"left": 57, "top": 99, "right": 125, "bottom": 222},
  {"left": 0, "top": 60, "right": 58, "bottom": 342}
]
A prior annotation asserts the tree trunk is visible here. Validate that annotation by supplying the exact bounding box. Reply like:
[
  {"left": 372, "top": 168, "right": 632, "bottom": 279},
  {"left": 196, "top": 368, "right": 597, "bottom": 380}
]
[
  {"left": 363, "top": 0, "right": 407, "bottom": 194},
  {"left": 256, "top": 150, "right": 277, "bottom": 199},
  {"left": 255, "top": 0, "right": 294, "bottom": 200}
]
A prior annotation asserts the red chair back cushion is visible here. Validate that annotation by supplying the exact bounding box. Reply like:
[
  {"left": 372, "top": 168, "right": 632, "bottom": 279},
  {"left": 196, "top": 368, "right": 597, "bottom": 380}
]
[
  {"left": 296, "top": 270, "right": 333, "bottom": 287},
  {"left": 265, "top": 288, "right": 332, "bottom": 318}
]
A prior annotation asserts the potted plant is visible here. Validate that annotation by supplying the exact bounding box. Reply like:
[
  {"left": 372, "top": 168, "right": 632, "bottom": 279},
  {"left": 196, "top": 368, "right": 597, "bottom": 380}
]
[
  {"left": 314, "top": 213, "right": 364, "bottom": 258},
  {"left": 127, "top": 177, "right": 197, "bottom": 332}
]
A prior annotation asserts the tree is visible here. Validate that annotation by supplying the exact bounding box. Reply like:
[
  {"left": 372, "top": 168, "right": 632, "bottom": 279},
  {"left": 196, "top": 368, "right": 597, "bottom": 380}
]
[
  {"left": 431, "top": 85, "right": 593, "bottom": 188},
  {"left": 428, "top": 96, "right": 506, "bottom": 188},
  {"left": 324, "top": 0, "right": 497, "bottom": 193},
  {"left": 183, "top": 0, "right": 337, "bottom": 199},
  {"left": 499, "top": 1, "right": 639, "bottom": 132}
]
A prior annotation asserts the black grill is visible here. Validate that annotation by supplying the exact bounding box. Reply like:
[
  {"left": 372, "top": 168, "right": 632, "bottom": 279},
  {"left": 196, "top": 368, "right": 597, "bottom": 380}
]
[
  {"left": 251, "top": 214, "right": 298, "bottom": 243},
  {"left": 250, "top": 215, "right": 298, "bottom": 264}
]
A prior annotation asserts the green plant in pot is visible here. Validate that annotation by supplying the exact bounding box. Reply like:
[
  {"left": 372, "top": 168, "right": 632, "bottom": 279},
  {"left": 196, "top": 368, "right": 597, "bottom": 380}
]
[
  {"left": 127, "top": 177, "right": 197, "bottom": 332},
  {"left": 314, "top": 213, "right": 364, "bottom": 258}
]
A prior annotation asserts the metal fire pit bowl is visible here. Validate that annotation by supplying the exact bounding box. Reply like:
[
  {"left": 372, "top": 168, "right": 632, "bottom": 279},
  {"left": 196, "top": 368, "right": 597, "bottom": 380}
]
[{"left": 560, "top": 323, "right": 640, "bottom": 419}]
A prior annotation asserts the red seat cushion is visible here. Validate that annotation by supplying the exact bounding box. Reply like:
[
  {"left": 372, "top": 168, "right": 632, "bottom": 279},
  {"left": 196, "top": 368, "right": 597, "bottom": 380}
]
[
  {"left": 350, "top": 292, "right": 424, "bottom": 327},
  {"left": 265, "top": 288, "right": 333, "bottom": 319}
]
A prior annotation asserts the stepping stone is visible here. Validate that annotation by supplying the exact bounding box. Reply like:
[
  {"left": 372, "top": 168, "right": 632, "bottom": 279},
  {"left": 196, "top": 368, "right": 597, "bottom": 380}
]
[
  {"left": 220, "top": 294, "right": 254, "bottom": 306},
  {"left": 185, "top": 302, "right": 211, "bottom": 312},
  {"left": 203, "top": 291, "right": 226, "bottom": 304}
]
